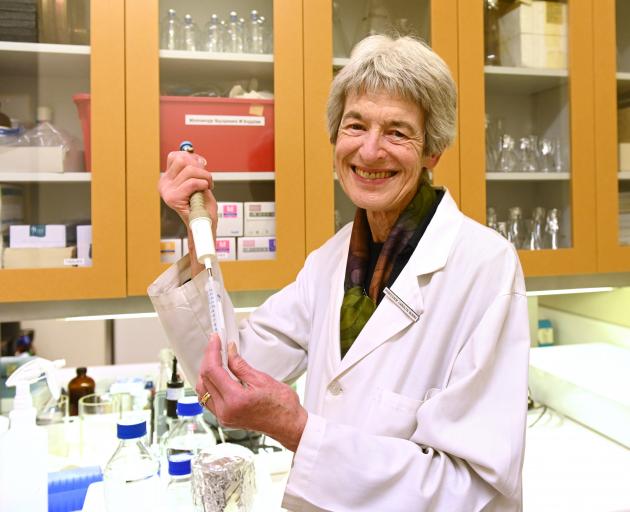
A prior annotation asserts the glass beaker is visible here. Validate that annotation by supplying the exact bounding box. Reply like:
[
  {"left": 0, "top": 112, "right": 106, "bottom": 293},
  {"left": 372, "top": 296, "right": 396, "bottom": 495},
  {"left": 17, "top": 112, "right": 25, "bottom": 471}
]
[
  {"left": 79, "top": 393, "right": 133, "bottom": 467},
  {"left": 37, "top": 394, "right": 69, "bottom": 458}
]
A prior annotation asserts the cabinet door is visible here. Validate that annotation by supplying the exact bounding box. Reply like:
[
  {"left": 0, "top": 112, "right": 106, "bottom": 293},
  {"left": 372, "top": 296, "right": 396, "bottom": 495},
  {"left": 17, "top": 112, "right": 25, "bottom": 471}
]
[
  {"left": 126, "top": 0, "right": 305, "bottom": 295},
  {"left": 303, "top": 0, "right": 460, "bottom": 254},
  {"left": 459, "top": 0, "right": 596, "bottom": 277},
  {"left": 594, "top": 0, "right": 630, "bottom": 271},
  {"left": 0, "top": 1, "right": 126, "bottom": 301}
]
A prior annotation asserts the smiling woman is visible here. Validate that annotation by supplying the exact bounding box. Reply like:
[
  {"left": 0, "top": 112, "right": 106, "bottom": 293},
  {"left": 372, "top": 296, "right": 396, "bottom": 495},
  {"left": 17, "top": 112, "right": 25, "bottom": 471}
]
[{"left": 150, "top": 34, "right": 530, "bottom": 512}]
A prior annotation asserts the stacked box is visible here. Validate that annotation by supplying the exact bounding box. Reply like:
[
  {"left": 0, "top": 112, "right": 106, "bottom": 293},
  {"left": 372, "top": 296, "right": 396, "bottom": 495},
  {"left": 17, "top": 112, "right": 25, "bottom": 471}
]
[
  {"left": 215, "top": 237, "right": 236, "bottom": 260},
  {"left": 499, "top": 1, "right": 567, "bottom": 69},
  {"left": 217, "top": 202, "right": 243, "bottom": 237},
  {"left": 244, "top": 202, "right": 275, "bottom": 236},
  {"left": 0, "top": 0, "right": 37, "bottom": 42},
  {"left": 160, "top": 238, "right": 182, "bottom": 264},
  {"left": 76, "top": 225, "right": 92, "bottom": 266},
  {"left": 237, "top": 236, "right": 276, "bottom": 261},
  {"left": 3, "top": 246, "right": 76, "bottom": 268},
  {"left": 10, "top": 224, "right": 68, "bottom": 248}
]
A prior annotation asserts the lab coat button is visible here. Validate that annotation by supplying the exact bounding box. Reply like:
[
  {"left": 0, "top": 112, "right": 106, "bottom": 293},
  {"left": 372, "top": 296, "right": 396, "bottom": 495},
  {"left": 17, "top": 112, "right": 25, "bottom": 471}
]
[{"left": 328, "top": 381, "right": 342, "bottom": 395}]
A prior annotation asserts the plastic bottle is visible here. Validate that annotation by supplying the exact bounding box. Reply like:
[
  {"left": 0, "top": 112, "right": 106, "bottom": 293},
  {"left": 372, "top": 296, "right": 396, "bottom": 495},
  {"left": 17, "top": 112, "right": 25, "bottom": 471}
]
[
  {"left": 247, "top": 10, "right": 264, "bottom": 54},
  {"left": 103, "top": 418, "right": 160, "bottom": 512},
  {"left": 19, "top": 106, "right": 68, "bottom": 146},
  {"left": 183, "top": 14, "right": 199, "bottom": 51},
  {"left": 160, "top": 8, "right": 183, "bottom": 50},
  {"left": 68, "top": 366, "right": 95, "bottom": 416},
  {"left": 165, "top": 454, "right": 195, "bottom": 510},
  {"left": 226, "top": 11, "right": 244, "bottom": 53},
  {"left": 205, "top": 13, "right": 223, "bottom": 52},
  {"left": 0, "top": 357, "right": 65, "bottom": 512},
  {"left": 164, "top": 395, "right": 216, "bottom": 459}
]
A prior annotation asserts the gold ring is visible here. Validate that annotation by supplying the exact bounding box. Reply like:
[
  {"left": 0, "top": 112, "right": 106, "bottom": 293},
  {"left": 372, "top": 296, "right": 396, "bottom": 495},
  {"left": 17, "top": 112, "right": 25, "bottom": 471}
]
[{"left": 199, "top": 391, "right": 211, "bottom": 406}]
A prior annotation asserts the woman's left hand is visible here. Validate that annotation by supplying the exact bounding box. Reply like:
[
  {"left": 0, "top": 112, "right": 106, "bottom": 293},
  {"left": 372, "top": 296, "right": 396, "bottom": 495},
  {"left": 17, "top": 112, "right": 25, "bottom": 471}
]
[{"left": 196, "top": 333, "right": 308, "bottom": 452}]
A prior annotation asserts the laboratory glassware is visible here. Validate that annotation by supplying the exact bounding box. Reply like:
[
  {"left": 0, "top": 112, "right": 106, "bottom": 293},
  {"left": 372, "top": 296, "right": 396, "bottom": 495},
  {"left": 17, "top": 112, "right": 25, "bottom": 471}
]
[
  {"left": 183, "top": 14, "right": 199, "bottom": 52},
  {"left": 497, "top": 134, "right": 517, "bottom": 172},
  {"left": 545, "top": 208, "right": 561, "bottom": 249},
  {"left": 507, "top": 207, "right": 524, "bottom": 248},
  {"left": 160, "top": 8, "right": 183, "bottom": 50}
]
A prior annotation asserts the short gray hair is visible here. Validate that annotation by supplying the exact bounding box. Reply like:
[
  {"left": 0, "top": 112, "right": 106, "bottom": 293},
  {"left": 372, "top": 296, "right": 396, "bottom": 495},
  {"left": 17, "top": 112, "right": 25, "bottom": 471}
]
[{"left": 327, "top": 35, "right": 457, "bottom": 156}]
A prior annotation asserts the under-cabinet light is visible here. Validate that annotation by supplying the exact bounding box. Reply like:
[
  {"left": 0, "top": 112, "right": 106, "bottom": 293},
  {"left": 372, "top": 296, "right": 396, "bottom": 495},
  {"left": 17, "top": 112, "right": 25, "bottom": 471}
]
[
  {"left": 526, "top": 287, "right": 614, "bottom": 297},
  {"left": 63, "top": 307, "right": 258, "bottom": 322}
]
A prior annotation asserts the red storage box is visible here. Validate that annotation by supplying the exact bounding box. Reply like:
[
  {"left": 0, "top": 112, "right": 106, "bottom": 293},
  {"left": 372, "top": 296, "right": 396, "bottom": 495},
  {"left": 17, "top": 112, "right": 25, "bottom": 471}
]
[{"left": 72, "top": 94, "right": 275, "bottom": 173}]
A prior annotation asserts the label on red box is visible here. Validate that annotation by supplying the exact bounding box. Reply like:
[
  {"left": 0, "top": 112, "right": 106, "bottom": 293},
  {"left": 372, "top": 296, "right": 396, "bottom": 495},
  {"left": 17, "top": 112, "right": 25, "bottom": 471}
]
[{"left": 185, "top": 115, "right": 265, "bottom": 127}]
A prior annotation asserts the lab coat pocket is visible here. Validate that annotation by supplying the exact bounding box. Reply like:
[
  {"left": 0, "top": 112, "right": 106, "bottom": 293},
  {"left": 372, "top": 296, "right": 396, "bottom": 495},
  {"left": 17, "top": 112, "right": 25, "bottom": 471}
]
[{"left": 368, "top": 389, "right": 423, "bottom": 439}]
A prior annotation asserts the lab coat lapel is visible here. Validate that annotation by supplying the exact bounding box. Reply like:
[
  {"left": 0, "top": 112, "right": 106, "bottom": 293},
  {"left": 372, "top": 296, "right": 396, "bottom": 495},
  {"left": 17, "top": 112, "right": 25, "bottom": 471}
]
[{"left": 335, "top": 190, "right": 464, "bottom": 377}]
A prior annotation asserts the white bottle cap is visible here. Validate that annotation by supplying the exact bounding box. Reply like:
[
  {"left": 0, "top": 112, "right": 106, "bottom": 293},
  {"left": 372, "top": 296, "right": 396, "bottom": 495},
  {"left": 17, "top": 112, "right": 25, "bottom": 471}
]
[{"left": 36, "top": 106, "right": 52, "bottom": 123}]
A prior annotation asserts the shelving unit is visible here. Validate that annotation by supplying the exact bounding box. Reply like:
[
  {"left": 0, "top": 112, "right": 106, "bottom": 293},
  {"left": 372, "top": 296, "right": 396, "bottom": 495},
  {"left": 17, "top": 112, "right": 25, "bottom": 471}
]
[
  {"left": 0, "top": 42, "right": 90, "bottom": 78},
  {"left": 484, "top": 65, "right": 568, "bottom": 95},
  {"left": 0, "top": 172, "right": 91, "bottom": 182},
  {"left": 486, "top": 172, "right": 570, "bottom": 181}
]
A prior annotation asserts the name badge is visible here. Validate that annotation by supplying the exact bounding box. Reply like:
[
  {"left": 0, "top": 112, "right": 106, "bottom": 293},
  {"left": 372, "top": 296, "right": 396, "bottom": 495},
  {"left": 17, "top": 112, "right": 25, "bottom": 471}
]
[{"left": 383, "top": 287, "right": 419, "bottom": 322}]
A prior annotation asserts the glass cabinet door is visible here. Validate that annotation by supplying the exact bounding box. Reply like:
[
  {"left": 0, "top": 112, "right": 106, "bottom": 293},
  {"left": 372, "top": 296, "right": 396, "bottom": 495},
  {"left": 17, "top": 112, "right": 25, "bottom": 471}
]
[
  {"left": 0, "top": 1, "right": 126, "bottom": 301},
  {"left": 616, "top": 1, "right": 630, "bottom": 247},
  {"left": 459, "top": 0, "right": 596, "bottom": 276},
  {"left": 304, "top": 0, "right": 459, "bottom": 253},
  {"left": 126, "top": 0, "right": 305, "bottom": 294}
]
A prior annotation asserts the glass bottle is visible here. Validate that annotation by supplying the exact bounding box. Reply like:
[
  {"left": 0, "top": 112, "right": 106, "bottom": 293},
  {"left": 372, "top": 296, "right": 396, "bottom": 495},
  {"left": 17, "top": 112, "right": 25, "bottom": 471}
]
[
  {"left": 182, "top": 14, "right": 199, "bottom": 52},
  {"left": 103, "top": 419, "right": 160, "bottom": 512},
  {"left": 517, "top": 136, "right": 538, "bottom": 172},
  {"left": 68, "top": 367, "right": 95, "bottom": 416},
  {"left": 507, "top": 206, "right": 523, "bottom": 249},
  {"left": 160, "top": 8, "right": 183, "bottom": 50},
  {"left": 497, "top": 134, "right": 517, "bottom": 172},
  {"left": 205, "top": 14, "right": 224, "bottom": 53},
  {"left": 353, "top": 0, "right": 392, "bottom": 45},
  {"left": 165, "top": 454, "right": 194, "bottom": 511},
  {"left": 162, "top": 396, "right": 216, "bottom": 459},
  {"left": 531, "top": 206, "right": 546, "bottom": 250},
  {"left": 545, "top": 208, "right": 560, "bottom": 249},
  {"left": 497, "top": 221, "right": 508, "bottom": 239},
  {"left": 538, "top": 138, "right": 555, "bottom": 172},
  {"left": 487, "top": 207, "right": 498, "bottom": 231},
  {"left": 484, "top": 0, "right": 501, "bottom": 65},
  {"left": 247, "top": 10, "right": 264, "bottom": 54},
  {"left": 226, "top": 11, "right": 244, "bottom": 53}
]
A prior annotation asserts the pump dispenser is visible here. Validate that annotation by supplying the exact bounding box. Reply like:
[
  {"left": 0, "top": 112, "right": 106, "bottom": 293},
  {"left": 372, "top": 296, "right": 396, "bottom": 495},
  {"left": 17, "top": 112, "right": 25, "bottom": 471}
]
[{"left": 0, "top": 357, "right": 65, "bottom": 512}]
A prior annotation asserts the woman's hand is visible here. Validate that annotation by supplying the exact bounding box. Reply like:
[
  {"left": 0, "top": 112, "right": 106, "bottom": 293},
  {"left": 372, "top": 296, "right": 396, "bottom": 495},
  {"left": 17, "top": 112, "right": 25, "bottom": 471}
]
[
  {"left": 158, "top": 150, "right": 217, "bottom": 234},
  {"left": 196, "top": 334, "right": 308, "bottom": 453}
]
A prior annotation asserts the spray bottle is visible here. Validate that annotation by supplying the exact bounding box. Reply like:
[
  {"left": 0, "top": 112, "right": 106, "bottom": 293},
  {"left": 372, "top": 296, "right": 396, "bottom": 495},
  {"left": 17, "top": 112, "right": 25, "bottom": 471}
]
[{"left": 0, "top": 357, "right": 65, "bottom": 512}]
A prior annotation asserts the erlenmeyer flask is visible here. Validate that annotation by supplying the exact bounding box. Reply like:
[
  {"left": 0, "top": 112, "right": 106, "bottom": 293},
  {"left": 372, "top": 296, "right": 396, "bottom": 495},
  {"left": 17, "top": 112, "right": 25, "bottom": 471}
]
[{"left": 353, "top": 0, "right": 393, "bottom": 46}]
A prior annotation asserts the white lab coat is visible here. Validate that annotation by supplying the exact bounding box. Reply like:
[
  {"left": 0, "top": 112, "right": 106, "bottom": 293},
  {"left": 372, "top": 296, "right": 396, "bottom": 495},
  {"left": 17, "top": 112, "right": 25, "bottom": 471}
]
[{"left": 148, "top": 189, "right": 530, "bottom": 512}]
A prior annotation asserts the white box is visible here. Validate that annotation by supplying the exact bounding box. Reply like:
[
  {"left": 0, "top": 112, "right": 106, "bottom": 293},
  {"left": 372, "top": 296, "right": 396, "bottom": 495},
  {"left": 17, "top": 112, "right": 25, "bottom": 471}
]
[
  {"left": 10, "top": 224, "right": 67, "bottom": 248},
  {"left": 217, "top": 202, "right": 243, "bottom": 237},
  {"left": 0, "top": 146, "right": 84, "bottom": 173},
  {"left": 0, "top": 184, "right": 24, "bottom": 234},
  {"left": 2, "top": 246, "right": 76, "bottom": 269},
  {"left": 620, "top": 143, "right": 630, "bottom": 172},
  {"left": 499, "top": 1, "right": 567, "bottom": 39},
  {"left": 76, "top": 225, "right": 92, "bottom": 267},
  {"left": 500, "top": 33, "right": 567, "bottom": 68},
  {"left": 215, "top": 237, "right": 236, "bottom": 260},
  {"left": 244, "top": 202, "right": 275, "bottom": 236},
  {"left": 237, "top": 236, "right": 276, "bottom": 260},
  {"left": 160, "top": 238, "right": 182, "bottom": 264}
]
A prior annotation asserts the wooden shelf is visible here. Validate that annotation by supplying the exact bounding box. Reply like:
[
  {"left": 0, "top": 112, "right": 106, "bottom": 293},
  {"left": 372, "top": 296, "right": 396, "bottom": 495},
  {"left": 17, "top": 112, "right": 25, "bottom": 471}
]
[
  {"left": 484, "top": 65, "right": 568, "bottom": 95},
  {"left": 0, "top": 172, "right": 91, "bottom": 182},
  {"left": 486, "top": 172, "right": 570, "bottom": 181},
  {"left": 0, "top": 42, "right": 90, "bottom": 78},
  {"left": 159, "top": 50, "right": 274, "bottom": 84}
]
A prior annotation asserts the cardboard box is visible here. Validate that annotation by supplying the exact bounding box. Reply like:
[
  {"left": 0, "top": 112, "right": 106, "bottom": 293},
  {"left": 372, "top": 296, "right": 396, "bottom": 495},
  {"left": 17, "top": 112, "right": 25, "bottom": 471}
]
[
  {"left": 10, "top": 224, "right": 68, "bottom": 248},
  {"left": 620, "top": 143, "right": 630, "bottom": 172},
  {"left": 160, "top": 238, "right": 182, "bottom": 264},
  {"left": 2, "top": 246, "right": 76, "bottom": 268},
  {"left": 618, "top": 107, "right": 630, "bottom": 143},
  {"left": 499, "top": 1, "right": 567, "bottom": 39},
  {"left": 500, "top": 33, "right": 567, "bottom": 68},
  {"left": 215, "top": 237, "right": 236, "bottom": 260},
  {"left": 217, "top": 202, "right": 243, "bottom": 237},
  {"left": 0, "top": 184, "right": 24, "bottom": 235},
  {"left": 76, "top": 225, "right": 92, "bottom": 267},
  {"left": 0, "top": 145, "right": 84, "bottom": 173},
  {"left": 237, "top": 236, "right": 276, "bottom": 261},
  {"left": 244, "top": 202, "right": 276, "bottom": 236}
]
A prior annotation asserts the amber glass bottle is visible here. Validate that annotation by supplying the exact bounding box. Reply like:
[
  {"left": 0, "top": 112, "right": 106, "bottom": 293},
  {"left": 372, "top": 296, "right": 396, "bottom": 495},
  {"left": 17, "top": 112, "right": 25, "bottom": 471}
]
[{"left": 68, "top": 367, "right": 95, "bottom": 416}]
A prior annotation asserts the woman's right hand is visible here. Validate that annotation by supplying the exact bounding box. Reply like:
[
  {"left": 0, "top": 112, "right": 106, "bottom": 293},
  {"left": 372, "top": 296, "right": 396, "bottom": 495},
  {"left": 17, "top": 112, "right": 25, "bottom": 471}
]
[{"left": 158, "top": 149, "right": 217, "bottom": 228}]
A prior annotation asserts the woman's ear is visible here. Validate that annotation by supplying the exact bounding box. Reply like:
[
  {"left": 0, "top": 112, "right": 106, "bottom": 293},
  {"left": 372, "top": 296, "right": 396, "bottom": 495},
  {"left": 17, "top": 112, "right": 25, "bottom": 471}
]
[{"left": 422, "top": 153, "right": 442, "bottom": 170}]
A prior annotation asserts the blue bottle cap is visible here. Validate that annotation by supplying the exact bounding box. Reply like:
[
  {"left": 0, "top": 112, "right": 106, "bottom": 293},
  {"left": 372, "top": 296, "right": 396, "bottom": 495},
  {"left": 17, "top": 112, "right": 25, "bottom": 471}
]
[
  {"left": 116, "top": 419, "right": 147, "bottom": 440},
  {"left": 179, "top": 140, "right": 194, "bottom": 152},
  {"left": 177, "top": 395, "right": 203, "bottom": 416},
  {"left": 168, "top": 454, "right": 193, "bottom": 476}
]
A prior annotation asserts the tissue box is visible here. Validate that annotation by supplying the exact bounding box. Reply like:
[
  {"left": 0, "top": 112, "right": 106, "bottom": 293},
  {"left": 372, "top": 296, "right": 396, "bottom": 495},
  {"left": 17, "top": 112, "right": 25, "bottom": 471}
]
[
  {"left": 0, "top": 146, "right": 83, "bottom": 173},
  {"left": 217, "top": 202, "right": 243, "bottom": 237},
  {"left": 215, "top": 237, "right": 236, "bottom": 261},
  {"left": 160, "top": 238, "right": 182, "bottom": 264},
  {"left": 10, "top": 224, "right": 67, "bottom": 248},
  {"left": 237, "top": 236, "right": 276, "bottom": 260},
  {"left": 244, "top": 202, "right": 275, "bottom": 236}
]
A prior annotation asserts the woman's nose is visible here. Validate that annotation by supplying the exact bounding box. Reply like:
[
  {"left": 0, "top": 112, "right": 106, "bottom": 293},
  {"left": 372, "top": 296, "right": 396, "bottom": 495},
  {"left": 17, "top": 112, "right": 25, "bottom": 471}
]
[{"left": 358, "top": 130, "right": 386, "bottom": 163}]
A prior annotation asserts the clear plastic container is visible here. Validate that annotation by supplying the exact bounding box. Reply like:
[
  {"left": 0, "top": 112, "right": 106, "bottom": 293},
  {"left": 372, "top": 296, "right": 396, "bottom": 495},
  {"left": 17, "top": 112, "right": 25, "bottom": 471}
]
[
  {"left": 182, "top": 14, "right": 199, "bottom": 51},
  {"left": 160, "top": 8, "right": 183, "bottom": 50},
  {"left": 163, "top": 396, "right": 216, "bottom": 459},
  {"left": 226, "top": 11, "right": 244, "bottom": 53},
  {"left": 103, "top": 419, "right": 160, "bottom": 512},
  {"left": 166, "top": 454, "right": 194, "bottom": 511}
]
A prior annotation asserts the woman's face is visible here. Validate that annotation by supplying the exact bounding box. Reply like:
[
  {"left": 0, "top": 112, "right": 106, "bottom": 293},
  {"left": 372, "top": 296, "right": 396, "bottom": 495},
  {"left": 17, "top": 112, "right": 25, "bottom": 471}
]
[{"left": 335, "top": 90, "right": 438, "bottom": 214}]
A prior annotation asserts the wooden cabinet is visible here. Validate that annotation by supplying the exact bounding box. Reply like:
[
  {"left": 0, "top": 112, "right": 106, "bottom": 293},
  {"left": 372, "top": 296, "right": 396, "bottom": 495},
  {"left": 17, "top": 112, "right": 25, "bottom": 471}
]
[
  {"left": 0, "top": 1, "right": 126, "bottom": 301},
  {"left": 458, "top": 0, "right": 597, "bottom": 277}
]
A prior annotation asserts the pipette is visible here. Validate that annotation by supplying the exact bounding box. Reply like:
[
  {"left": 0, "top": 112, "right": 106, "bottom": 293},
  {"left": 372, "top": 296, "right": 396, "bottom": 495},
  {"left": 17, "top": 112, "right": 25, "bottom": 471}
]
[{"left": 180, "top": 141, "right": 228, "bottom": 369}]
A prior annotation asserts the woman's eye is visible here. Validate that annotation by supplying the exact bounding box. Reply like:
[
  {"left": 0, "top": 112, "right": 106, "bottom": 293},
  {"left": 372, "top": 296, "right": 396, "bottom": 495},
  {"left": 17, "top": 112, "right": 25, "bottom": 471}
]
[
  {"left": 348, "top": 123, "right": 364, "bottom": 131},
  {"left": 388, "top": 130, "right": 407, "bottom": 140}
]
